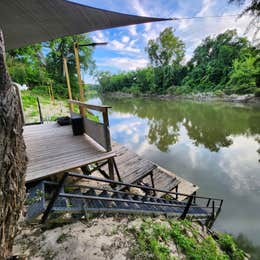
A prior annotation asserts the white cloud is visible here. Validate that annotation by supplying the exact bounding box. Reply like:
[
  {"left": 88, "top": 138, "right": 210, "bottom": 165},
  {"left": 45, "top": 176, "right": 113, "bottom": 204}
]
[
  {"left": 109, "top": 39, "right": 141, "bottom": 53},
  {"left": 122, "top": 36, "right": 130, "bottom": 43},
  {"left": 88, "top": 0, "right": 256, "bottom": 71},
  {"left": 91, "top": 30, "right": 108, "bottom": 43},
  {"left": 130, "top": 0, "right": 151, "bottom": 32},
  {"left": 197, "top": 0, "right": 216, "bottom": 16},
  {"left": 98, "top": 57, "right": 148, "bottom": 71},
  {"left": 218, "top": 135, "right": 260, "bottom": 192},
  {"left": 128, "top": 25, "right": 137, "bottom": 36}
]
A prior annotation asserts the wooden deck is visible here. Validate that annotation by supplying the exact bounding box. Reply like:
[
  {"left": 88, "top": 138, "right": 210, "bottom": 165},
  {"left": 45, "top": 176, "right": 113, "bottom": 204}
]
[
  {"left": 111, "top": 143, "right": 156, "bottom": 184},
  {"left": 24, "top": 122, "right": 198, "bottom": 199},
  {"left": 111, "top": 142, "right": 198, "bottom": 200},
  {"left": 24, "top": 123, "right": 115, "bottom": 183}
]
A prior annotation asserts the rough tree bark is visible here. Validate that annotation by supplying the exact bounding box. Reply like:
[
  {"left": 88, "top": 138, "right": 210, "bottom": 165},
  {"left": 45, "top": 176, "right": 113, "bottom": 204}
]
[{"left": 0, "top": 30, "right": 27, "bottom": 258}]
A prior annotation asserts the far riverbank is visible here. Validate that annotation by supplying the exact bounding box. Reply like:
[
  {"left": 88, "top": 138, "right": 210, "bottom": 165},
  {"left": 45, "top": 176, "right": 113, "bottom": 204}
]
[{"left": 103, "top": 91, "right": 260, "bottom": 104}]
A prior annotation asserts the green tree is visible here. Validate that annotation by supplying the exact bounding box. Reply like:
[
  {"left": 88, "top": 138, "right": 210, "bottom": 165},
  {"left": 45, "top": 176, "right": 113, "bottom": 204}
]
[
  {"left": 228, "top": 52, "right": 260, "bottom": 93},
  {"left": 145, "top": 27, "right": 185, "bottom": 66},
  {"left": 46, "top": 34, "right": 95, "bottom": 97},
  {"left": 7, "top": 44, "right": 49, "bottom": 87},
  {"left": 183, "top": 30, "right": 253, "bottom": 91}
]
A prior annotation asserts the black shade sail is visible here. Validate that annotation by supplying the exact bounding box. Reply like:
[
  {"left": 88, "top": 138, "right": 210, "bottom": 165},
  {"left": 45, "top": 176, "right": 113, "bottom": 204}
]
[{"left": 0, "top": 0, "right": 171, "bottom": 50}]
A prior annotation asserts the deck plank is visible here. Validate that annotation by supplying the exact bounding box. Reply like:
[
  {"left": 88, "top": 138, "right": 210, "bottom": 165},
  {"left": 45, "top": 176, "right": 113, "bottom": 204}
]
[
  {"left": 110, "top": 142, "right": 199, "bottom": 200},
  {"left": 24, "top": 123, "right": 115, "bottom": 183},
  {"left": 24, "top": 123, "right": 198, "bottom": 199}
]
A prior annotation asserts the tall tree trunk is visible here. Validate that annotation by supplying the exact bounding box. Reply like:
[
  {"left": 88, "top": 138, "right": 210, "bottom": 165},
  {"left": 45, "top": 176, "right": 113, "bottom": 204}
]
[{"left": 0, "top": 30, "right": 27, "bottom": 258}]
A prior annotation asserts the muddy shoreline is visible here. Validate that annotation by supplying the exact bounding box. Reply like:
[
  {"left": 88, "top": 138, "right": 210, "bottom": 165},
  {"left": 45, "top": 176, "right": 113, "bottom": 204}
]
[{"left": 103, "top": 91, "right": 260, "bottom": 104}]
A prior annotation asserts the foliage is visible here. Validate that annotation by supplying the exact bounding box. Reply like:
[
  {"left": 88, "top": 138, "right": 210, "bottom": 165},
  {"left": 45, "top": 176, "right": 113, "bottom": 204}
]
[
  {"left": 183, "top": 30, "right": 254, "bottom": 91},
  {"left": 45, "top": 34, "right": 95, "bottom": 97},
  {"left": 218, "top": 233, "right": 246, "bottom": 259},
  {"left": 98, "top": 30, "right": 257, "bottom": 96},
  {"left": 7, "top": 34, "right": 95, "bottom": 98},
  {"left": 128, "top": 219, "right": 246, "bottom": 260},
  {"left": 7, "top": 44, "right": 49, "bottom": 87},
  {"left": 97, "top": 65, "right": 187, "bottom": 95},
  {"left": 227, "top": 52, "right": 260, "bottom": 94},
  {"left": 145, "top": 27, "right": 185, "bottom": 66},
  {"left": 254, "top": 88, "right": 260, "bottom": 97}
]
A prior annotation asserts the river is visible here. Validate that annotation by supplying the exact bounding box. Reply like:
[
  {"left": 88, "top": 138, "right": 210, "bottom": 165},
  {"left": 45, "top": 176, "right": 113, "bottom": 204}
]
[{"left": 88, "top": 95, "right": 260, "bottom": 247}]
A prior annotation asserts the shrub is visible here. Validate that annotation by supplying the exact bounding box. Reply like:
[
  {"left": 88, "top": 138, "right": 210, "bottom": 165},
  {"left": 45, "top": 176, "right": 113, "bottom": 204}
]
[
  {"left": 218, "top": 233, "right": 246, "bottom": 260},
  {"left": 254, "top": 88, "right": 260, "bottom": 97},
  {"left": 166, "top": 86, "right": 177, "bottom": 95},
  {"left": 174, "top": 85, "right": 191, "bottom": 95},
  {"left": 214, "top": 90, "right": 225, "bottom": 97},
  {"left": 129, "top": 84, "right": 141, "bottom": 96}
]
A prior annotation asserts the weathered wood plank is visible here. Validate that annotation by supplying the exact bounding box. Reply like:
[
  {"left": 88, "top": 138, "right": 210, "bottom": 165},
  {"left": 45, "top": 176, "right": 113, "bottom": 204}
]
[
  {"left": 68, "top": 100, "right": 111, "bottom": 112},
  {"left": 24, "top": 123, "right": 115, "bottom": 183},
  {"left": 110, "top": 142, "right": 199, "bottom": 201},
  {"left": 24, "top": 122, "right": 199, "bottom": 199}
]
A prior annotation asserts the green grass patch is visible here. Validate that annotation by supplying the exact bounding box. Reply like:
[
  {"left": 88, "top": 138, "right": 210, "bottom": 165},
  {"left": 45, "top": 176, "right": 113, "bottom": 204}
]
[
  {"left": 218, "top": 233, "right": 246, "bottom": 260},
  {"left": 128, "top": 219, "right": 246, "bottom": 260},
  {"left": 21, "top": 90, "right": 100, "bottom": 124}
]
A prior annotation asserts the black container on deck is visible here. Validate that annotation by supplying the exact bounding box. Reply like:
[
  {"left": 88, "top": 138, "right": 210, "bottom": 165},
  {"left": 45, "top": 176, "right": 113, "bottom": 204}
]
[{"left": 71, "top": 115, "right": 84, "bottom": 135}]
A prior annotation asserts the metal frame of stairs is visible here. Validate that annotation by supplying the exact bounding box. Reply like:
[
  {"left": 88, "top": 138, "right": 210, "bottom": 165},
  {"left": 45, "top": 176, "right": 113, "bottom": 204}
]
[{"left": 26, "top": 172, "right": 223, "bottom": 228}]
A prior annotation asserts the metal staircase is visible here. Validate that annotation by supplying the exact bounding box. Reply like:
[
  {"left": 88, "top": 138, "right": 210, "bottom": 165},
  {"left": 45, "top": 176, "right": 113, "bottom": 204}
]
[{"left": 26, "top": 172, "right": 223, "bottom": 228}]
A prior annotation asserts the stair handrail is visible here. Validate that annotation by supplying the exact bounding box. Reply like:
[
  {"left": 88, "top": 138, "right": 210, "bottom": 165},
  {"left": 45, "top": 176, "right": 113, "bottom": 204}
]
[
  {"left": 40, "top": 172, "right": 223, "bottom": 225},
  {"left": 67, "top": 172, "right": 223, "bottom": 206}
]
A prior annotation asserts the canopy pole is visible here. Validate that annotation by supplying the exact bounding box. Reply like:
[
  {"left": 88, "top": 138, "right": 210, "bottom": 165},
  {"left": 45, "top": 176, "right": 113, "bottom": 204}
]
[
  {"left": 63, "top": 57, "right": 73, "bottom": 111},
  {"left": 73, "top": 42, "right": 85, "bottom": 116}
]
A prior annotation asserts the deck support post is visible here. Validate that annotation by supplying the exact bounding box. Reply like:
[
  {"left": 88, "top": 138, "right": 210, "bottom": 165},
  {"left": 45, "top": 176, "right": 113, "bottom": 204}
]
[
  {"left": 192, "top": 191, "right": 197, "bottom": 204},
  {"left": 175, "top": 185, "right": 178, "bottom": 200},
  {"left": 41, "top": 173, "right": 68, "bottom": 223},
  {"left": 150, "top": 172, "right": 156, "bottom": 196},
  {"left": 179, "top": 195, "right": 193, "bottom": 220},
  {"left": 112, "top": 158, "right": 122, "bottom": 182},
  {"left": 81, "top": 165, "right": 91, "bottom": 175}
]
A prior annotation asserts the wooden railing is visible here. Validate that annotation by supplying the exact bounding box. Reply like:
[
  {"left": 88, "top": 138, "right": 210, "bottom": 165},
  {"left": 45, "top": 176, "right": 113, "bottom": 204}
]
[{"left": 68, "top": 99, "right": 112, "bottom": 152}]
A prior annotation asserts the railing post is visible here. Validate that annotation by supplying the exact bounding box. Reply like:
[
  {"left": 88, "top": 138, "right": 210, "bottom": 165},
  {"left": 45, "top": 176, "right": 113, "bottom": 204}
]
[
  {"left": 207, "top": 200, "right": 216, "bottom": 229},
  {"left": 193, "top": 191, "right": 197, "bottom": 204},
  {"left": 102, "top": 108, "right": 114, "bottom": 180},
  {"left": 37, "top": 97, "right": 43, "bottom": 124},
  {"left": 102, "top": 108, "right": 111, "bottom": 152},
  {"left": 179, "top": 195, "right": 193, "bottom": 220}
]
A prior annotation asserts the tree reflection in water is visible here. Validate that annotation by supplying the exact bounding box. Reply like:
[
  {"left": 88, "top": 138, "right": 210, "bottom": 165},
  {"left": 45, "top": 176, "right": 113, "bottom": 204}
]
[
  {"left": 96, "top": 96, "right": 260, "bottom": 247},
  {"left": 101, "top": 96, "right": 260, "bottom": 154}
]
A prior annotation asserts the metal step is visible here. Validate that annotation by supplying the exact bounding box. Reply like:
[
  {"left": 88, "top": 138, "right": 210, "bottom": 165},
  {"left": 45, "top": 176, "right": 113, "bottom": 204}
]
[{"left": 26, "top": 181, "right": 213, "bottom": 222}]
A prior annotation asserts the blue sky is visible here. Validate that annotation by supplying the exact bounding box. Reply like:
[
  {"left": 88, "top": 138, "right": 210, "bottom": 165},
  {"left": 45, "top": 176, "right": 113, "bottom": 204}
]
[{"left": 71, "top": 0, "right": 252, "bottom": 83}]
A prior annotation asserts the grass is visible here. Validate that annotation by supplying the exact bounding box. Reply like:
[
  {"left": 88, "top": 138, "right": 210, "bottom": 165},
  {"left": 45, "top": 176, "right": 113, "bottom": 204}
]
[
  {"left": 128, "top": 219, "right": 247, "bottom": 260},
  {"left": 21, "top": 88, "right": 99, "bottom": 123}
]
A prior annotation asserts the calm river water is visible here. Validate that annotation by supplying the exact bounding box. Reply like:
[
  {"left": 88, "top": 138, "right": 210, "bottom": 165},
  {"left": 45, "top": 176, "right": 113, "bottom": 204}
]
[{"left": 89, "top": 95, "right": 260, "bottom": 246}]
